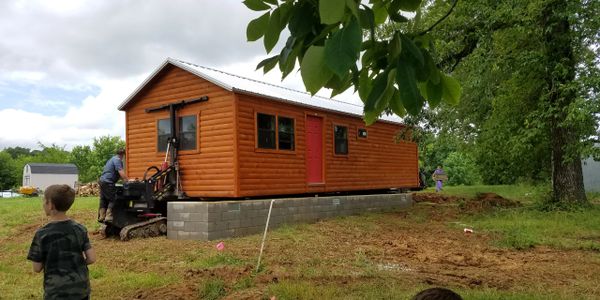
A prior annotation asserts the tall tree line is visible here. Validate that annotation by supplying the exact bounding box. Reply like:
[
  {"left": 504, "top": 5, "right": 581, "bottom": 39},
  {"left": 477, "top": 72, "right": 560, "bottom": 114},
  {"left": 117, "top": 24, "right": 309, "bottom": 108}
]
[{"left": 0, "top": 136, "right": 125, "bottom": 190}]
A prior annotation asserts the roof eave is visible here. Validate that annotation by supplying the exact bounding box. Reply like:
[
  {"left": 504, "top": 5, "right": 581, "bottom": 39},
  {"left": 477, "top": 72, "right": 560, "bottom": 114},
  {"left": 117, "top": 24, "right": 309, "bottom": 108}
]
[
  {"left": 117, "top": 58, "right": 235, "bottom": 111},
  {"left": 232, "top": 88, "right": 404, "bottom": 126}
]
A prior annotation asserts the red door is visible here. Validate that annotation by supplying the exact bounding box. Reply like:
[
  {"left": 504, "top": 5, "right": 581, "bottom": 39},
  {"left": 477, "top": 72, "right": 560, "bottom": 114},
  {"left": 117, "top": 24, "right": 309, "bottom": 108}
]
[{"left": 306, "top": 115, "right": 323, "bottom": 183}]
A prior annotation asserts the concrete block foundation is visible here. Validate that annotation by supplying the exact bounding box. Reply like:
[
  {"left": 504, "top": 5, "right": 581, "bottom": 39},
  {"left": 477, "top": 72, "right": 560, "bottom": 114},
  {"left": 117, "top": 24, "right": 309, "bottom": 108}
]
[{"left": 167, "top": 193, "right": 412, "bottom": 240}]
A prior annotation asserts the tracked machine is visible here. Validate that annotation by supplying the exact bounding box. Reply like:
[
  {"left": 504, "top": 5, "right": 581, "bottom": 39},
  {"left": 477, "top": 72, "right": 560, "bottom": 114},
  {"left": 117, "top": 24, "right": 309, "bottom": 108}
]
[{"left": 102, "top": 96, "right": 208, "bottom": 240}]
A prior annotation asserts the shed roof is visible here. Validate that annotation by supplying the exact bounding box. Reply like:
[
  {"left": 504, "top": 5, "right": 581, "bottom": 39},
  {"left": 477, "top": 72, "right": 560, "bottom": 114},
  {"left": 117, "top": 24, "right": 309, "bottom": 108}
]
[
  {"left": 27, "top": 163, "right": 79, "bottom": 175},
  {"left": 118, "top": 58, "right": 403, "bottom": 124}
]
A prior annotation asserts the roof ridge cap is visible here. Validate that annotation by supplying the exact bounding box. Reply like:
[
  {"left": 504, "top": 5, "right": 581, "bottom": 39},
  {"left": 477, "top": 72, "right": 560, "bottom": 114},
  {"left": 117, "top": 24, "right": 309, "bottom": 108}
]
[{"left": 173, "top": 59, "right": 364, "bottom": 109}]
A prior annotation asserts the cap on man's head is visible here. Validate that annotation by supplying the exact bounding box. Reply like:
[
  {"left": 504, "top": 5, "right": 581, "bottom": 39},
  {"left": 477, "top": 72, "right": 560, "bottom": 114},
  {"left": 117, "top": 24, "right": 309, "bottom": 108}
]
[{"left": 116, "top": 148, "right": 126, "bottom": 155}]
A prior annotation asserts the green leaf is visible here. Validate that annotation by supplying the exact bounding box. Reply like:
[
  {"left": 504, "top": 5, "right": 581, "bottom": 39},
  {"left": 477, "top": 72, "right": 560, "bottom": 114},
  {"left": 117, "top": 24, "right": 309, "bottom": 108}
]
[
  {"left": 388, "top": 32, "right": 402, "bottom": 62},
  {"left": 246, "top": 12, "right": 270, "bottom": 42},
  {"left": 264, "top": 7, "right": 282, "bottom": 53},
  {"left": 280, "top": 39, "right": 302, "bottom": 79},
  {"left": 365, "top": 71, "right": 388, "bottom": 112},
  {"left": 289, "top": 2, "right": 315, "bottom": 37},
  {"left": 300, "top": 46, "right": 334, "bottom": 94},
  {"left": 256, "top": 55, "right": 279, "bottom": 74},
  {"left": 372, "top": 1, "right": 388, "bottom": 25},
  {"left": 426, "top": 79, "right": 443, "bottom": 108},
  {"left": 389, "top": 89, "right": 406, "bottom": 116},
  {"left": 358, "top": 69, "right": 372, "bottom": 102},
  {"left": 319, "top": 0, "right": 345, "bottom": 25},
  {"left": 345, "top": 0, "right": 359, "bottom": 19},
  {"left": 396, "top": 0, "right": 422, "bottom": 12},
  {"left": 400, "top": 35, "right": 424, "bottom": 67},
  {"left": 358, "top": 7, "right": 375, "bottom": 30},
  {"left": 396, "top": 61, "right": 422, "bottom": 115},
  {"left": 243, "top": 0, "right": 270, "bottom": 11},
  {"left": 324, "top": 18, "right": 362, "bottom": 79},
  {"left": 326, "top": 73, "right": 352, "bottom": 97},
  {"left": 441, "top": 74, "right": 461, "bottom": 106},
  {"left": 364, "top": 69, "right": 396, "bottom": 125},
  {"left": 263, "top": 0, "right": 278, "bottom": 4}
]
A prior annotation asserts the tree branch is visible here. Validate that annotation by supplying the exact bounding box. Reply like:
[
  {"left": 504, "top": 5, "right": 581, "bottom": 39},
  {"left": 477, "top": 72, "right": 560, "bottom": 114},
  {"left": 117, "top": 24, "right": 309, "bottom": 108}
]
[{"left": 418, "top": 0, "right": 459, "bottom": 36}]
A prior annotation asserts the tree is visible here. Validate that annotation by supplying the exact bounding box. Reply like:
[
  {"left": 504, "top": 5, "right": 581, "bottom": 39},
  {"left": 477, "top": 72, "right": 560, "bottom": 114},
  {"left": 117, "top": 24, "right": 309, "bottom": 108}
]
[
  {"left": 70, "top": 136, "right": 125, "bottom": 183},
  {"left": 245, "top": 0, "right": 599, "bottom": 207},
  {"left": 0, "top": 152, "right": 17, "bottom": 190},
  {"left": 2, "top": 146, "right": 32, "bottom": 159},
  {"left": 244, "top": 0, "right": 461, "bottom": 125},
  {"left": 423, "top": 0, "right": 598, "bottom": 206},
  {"left": 70, "top": 145, "right": 94, "bottom": 183}
]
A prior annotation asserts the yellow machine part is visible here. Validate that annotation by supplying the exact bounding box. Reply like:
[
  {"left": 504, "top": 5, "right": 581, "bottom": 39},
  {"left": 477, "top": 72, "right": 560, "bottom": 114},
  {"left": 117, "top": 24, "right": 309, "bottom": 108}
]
[{"left": 19, "top": 186, "right": 36, "bottom": 195}]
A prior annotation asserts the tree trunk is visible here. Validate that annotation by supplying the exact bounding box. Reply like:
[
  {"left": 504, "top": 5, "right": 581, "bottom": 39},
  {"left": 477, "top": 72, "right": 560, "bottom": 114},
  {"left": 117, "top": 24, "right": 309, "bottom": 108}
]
[{"left": 543, "top": 0, "right": 588, "bottom": 206}]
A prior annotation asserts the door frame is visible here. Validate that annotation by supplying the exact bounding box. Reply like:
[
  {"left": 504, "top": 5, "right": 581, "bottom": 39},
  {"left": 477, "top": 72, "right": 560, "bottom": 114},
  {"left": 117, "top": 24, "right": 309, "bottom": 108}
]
[{"left": 304, "top": 112, "right": 325, "bottom": 185}]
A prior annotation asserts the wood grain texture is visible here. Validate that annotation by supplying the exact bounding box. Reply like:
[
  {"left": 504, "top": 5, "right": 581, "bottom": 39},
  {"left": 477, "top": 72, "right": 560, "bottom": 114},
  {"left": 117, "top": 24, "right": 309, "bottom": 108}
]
[
  {"left": 124, "top": 65, "right": 236, "bottom": 197},
  {"left": 235, "top": 93, "right": 418, "bottom": 197}
]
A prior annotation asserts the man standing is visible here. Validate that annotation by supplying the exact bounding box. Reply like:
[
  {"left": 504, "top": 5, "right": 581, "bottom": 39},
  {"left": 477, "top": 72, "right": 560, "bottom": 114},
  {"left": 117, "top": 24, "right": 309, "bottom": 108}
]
[
  {"left": 432, "top": 166, "right": 447, "bottom": 193},
  {"left": 98, "top": 148, "right": 128, "bottom": 223}
]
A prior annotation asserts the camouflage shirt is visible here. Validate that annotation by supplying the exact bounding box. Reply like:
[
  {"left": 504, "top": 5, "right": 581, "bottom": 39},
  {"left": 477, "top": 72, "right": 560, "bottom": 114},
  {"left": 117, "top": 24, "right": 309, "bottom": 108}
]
[{"left": 27, "top": 220, "right": 91, "bottom": 300}]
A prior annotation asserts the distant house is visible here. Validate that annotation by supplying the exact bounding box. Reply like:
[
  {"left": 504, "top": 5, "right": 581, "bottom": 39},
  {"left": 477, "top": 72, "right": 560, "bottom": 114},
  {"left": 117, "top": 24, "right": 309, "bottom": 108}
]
[
  {"left": 582, "top": 157, "right": 600, "bottom": 193},
  {"left": 23, "top": 163, "right": 79, "bottom": 191}
]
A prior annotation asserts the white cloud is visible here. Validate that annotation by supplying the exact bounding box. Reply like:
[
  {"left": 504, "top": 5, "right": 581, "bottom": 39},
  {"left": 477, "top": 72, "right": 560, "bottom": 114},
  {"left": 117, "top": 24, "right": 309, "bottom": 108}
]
[
  {"left": 0, "top": 1, "right": 367, "bottom": 150},
  {"left": 0, "top": 77, "right": 139, "bottom": 149}
]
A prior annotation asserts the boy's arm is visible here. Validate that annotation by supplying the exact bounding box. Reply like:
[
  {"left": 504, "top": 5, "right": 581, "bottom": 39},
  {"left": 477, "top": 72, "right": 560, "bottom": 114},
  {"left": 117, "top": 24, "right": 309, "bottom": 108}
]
[
  {"left": 84, "top": 248, "right": 96, "bottom": 265},
  {"left": 28, "top": 231, "right": 44, "bottom": 273},
  {"left": 32, "top": 262, "right": 44, "bottom": 273}
]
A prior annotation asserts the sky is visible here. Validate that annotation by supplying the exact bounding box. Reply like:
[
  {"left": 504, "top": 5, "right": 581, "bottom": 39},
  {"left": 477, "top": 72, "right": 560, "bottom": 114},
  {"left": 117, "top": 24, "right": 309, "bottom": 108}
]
[{"left": 0, "top": 0, "right": 362, "bottom": 150}]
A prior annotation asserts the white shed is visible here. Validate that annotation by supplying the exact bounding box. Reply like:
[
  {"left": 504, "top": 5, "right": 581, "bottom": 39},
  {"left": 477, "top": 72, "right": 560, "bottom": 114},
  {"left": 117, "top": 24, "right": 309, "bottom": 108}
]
[
  {"left": 23, "top": 163, "right": 79, "bottom": 191},
  {"left": 582, "top": 157, "right": 600, "bottom": 193}
]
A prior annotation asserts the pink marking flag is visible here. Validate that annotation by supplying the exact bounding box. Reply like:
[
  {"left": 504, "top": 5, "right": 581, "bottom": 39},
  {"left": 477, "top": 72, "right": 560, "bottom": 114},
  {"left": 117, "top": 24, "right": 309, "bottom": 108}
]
[{"left": 216, "top": 241, "right": 225, "bottom": 251}]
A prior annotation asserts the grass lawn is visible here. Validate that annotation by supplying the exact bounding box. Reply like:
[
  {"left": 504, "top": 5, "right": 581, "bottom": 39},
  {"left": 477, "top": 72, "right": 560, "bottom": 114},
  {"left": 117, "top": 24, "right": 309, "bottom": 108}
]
[{"left": 1, "top": 185, "right": 599, "bottom": 299}]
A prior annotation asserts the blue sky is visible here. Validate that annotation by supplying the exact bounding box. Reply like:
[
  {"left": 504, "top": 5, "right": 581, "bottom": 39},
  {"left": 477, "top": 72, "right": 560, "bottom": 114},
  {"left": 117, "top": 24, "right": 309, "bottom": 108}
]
[{"left": 0, "top": 82, "right": 100, "bottom": 116}]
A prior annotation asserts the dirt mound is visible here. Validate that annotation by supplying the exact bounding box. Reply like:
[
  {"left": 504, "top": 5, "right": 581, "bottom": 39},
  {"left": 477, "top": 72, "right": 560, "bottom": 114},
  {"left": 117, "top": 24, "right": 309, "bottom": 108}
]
[
  {"left": 412, "top": 193, "right": 464, "bottom": 204},
  {"left": 463, "top": 193, "right": 521, "bottom": 211}
]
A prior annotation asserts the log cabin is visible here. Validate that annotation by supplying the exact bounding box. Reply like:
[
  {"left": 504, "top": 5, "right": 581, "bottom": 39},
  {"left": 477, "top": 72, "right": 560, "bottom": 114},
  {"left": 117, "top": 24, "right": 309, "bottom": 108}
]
[{"left": 118, "top": 58, "right": 419, "bottom": 198}]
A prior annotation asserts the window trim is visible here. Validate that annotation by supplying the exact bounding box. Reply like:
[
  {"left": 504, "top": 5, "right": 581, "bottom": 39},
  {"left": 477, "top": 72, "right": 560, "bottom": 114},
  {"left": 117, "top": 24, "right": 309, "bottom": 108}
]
[
  {"left": 254, "top": 111, "right": 297, "bottom": 155},
  {"left": 155, "top": 113, "right": 200, "bottom": 156},
  {"left": 333, "top": 124, "right": 349, "bottom": 156}
]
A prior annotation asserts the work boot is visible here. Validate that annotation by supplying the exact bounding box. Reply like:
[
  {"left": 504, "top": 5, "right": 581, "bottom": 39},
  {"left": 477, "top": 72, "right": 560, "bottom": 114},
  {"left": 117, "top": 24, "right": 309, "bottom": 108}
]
[
  {"left": 104, "top": 208, "right": 114, "bottom": 223},
  {"left": 97, "top": 208, "right": 106, "bottom": 223}
]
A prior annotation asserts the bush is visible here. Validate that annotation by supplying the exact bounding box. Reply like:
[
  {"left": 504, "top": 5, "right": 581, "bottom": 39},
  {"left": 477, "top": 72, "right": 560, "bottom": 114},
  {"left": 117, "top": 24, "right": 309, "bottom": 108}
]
[{"left": 443, "top": 152, "right": 481, "bottom": 186}]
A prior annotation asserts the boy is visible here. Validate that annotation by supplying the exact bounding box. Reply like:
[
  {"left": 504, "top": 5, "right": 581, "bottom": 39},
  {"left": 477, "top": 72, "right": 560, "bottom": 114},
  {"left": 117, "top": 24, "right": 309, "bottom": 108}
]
[{"left": 27, "top": 184, "right": 96, "bottom": 300}]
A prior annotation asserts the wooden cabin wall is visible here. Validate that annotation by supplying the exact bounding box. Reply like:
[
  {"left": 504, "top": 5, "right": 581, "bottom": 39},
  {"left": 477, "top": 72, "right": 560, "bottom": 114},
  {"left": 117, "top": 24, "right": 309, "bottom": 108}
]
[
  {"left": 124, "top": 65, "right": 236, "bottom": 197},
  {"left": 235, "top": 93, "right": 419, "bottom": 197}
]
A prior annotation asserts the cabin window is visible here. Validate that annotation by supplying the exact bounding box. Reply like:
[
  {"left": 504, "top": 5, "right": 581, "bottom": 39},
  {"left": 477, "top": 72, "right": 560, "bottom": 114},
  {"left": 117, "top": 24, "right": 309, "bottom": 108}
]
[
  {"left": 179, "top": 115, "right": 197, "bottom": 150},
  {"left": 334, "top": 125, "right": 348, "bottom": 155},
  {"left": 157, "top": 115, "right": 198, "bottom": 152},
  {"left": 157, "top": 119, "right": 171, "bottom": 152},
  {"left": 278, "top": 116, "right": 295, "bottom": 150},
  {"left": 257, "top": 113, "right": 276, "bottom": 149}
]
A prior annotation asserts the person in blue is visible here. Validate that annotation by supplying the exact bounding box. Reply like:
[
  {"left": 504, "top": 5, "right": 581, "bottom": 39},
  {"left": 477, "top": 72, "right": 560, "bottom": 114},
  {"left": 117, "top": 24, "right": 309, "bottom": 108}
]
[
  {"left": 98, "top": 148, "right": 128, "bottom": 223},
  {"left": 432, "top": 165, "right": 447, "bottom": 192}
]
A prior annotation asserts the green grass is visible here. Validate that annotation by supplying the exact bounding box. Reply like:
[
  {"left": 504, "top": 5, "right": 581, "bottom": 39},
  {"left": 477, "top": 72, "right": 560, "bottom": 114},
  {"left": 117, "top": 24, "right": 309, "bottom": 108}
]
[
  {"left": 0, "top": 196, "right": 98, "bottom": 237},
  {"left": 199, "top": 278, "right": 227, "bottom": 300},
  {"left": 2, "top": 187, "right": 600, "bottom": 299},
  {"left": 464, "top": 205, "right": 600, "bottom": 251}
]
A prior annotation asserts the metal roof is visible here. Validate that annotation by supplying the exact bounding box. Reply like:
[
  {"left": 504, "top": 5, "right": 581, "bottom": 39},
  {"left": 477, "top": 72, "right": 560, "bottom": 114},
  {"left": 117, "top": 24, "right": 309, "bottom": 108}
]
[
  {"left": 118, "top": 58, "right": 403, "bottom": 124},
  {"left": 27, "top": 163, "right": 79, "bottom": 175}
]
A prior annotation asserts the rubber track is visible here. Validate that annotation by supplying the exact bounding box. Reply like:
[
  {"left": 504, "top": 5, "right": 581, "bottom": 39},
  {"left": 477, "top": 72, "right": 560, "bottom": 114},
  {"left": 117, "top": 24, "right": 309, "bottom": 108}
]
[{"left": 119, "top": 217, "right": 167, "bottom": 241}]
